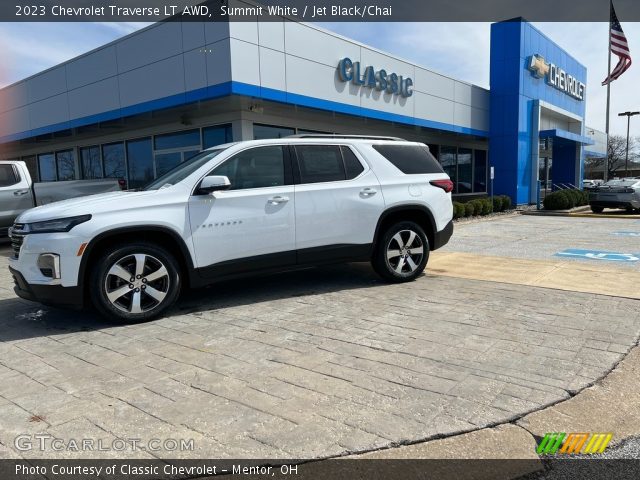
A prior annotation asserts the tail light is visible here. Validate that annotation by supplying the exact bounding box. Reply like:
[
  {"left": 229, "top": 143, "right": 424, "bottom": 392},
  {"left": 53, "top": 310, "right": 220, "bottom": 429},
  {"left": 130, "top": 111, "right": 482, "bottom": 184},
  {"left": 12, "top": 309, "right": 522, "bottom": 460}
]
[
  {"left": 118, "top": 178, "right": 127, "bottom": 190},
  {"left": 430, "top": 179, "right": 454, "bottom": 193}
]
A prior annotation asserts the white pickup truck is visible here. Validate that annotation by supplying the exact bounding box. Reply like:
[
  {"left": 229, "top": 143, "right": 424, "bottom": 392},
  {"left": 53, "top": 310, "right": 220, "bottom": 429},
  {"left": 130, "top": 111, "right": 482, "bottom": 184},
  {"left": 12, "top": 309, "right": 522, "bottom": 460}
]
[{"left": 0, "top": 160, "right": 123, "bottom": 236}]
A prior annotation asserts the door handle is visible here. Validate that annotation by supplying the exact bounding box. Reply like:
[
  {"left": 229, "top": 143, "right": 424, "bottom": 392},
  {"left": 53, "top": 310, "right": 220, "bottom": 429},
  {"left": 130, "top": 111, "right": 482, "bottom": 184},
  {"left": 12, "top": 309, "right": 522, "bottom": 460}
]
[
  {"left": 268, "top": 195, "right": 289, "bottom": 205},
  {"left": 13, "top": 190, "right": 29, "bottom": 196},
  {"left": 360, "top": 187, "right": 377, "bottom": 197}
]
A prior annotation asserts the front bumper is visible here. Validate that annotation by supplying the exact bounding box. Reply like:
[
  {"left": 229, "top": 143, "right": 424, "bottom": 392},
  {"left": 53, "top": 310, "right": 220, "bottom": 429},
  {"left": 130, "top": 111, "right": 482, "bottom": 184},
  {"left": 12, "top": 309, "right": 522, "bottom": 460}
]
[
  {"left": 433, "top": 220, "right": 454, "bottom": 250},
  {"left": 9, "top": 266, "right": 83, "bottom": 309}
]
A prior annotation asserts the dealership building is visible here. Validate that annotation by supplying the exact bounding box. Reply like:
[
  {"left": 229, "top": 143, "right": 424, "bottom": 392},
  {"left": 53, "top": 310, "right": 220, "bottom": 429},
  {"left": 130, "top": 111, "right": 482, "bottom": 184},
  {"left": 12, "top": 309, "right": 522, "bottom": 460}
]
[{"left": 0, "top": 16, "right": 606, "bottom": 204}]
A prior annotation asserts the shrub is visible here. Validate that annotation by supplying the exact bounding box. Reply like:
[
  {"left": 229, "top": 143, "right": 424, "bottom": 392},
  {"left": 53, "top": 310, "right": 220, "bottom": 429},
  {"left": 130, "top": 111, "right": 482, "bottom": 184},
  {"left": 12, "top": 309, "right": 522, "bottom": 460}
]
[
  {"left": 543, "top": 190, "right": 570, "bottom": 210},
  {"left": 492, "top": 196, "right": 503, "bottom": 212},
  {"left": 464, "top": 202, "right": 475, "bottom": 217},
  {"left": 482, "top": 198, "right": 493, "bottom": 215},
  {"left": 470, "top": 199, "right": 485, "bottom": 216},
  {"left": 562, "top": 190, "right": 576, "bottom": 208},
  {"left": 453, "top": 202, "right": 465, "bottom": 219},
  {"left": 500, "top": 195, "right": 512, "bottom": 210}
]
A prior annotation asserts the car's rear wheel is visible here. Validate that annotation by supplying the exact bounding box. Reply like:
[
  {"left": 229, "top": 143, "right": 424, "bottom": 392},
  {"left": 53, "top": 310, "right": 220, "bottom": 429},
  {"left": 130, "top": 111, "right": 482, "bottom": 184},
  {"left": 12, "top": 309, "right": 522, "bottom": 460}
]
[
  {"left": 591, "top": 205, "right": 604, "bottom": 213},
  {"left": 90, "top": 242, "right": 181, "bottom": 322},
  {"left": 372, "top": 221, "right": 429, "bottom": 283}
]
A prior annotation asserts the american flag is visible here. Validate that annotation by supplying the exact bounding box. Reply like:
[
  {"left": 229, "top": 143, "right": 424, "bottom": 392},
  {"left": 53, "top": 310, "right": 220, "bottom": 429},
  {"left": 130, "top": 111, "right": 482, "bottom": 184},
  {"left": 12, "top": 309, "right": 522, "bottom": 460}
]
[{"left": 602, "top": 2, "right": 632, "bottom": 85}]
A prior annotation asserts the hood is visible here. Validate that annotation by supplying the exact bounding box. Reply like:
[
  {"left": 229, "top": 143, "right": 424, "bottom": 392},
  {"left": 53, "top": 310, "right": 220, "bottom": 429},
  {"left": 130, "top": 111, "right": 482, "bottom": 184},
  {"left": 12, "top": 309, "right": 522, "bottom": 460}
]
[{"left": 16, "top": 190, "right": 168, "bottom": 223}]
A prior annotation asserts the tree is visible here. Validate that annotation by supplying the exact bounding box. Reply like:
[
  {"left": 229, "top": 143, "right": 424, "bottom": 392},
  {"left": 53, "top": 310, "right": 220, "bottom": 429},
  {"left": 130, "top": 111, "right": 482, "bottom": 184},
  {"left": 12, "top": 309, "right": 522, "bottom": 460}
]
[{"left": 585, "top": 134, "right": 639, "bottom": 179}]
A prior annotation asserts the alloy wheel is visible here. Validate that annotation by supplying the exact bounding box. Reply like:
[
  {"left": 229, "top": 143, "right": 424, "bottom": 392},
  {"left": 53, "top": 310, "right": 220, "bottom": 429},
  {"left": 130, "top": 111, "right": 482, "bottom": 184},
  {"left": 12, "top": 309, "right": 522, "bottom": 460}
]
[
  {"left": 385, "top": 229, "right": 425, "bottom": 276},
  {"left": 104, "top": 254, "right": 170, "bottom": 314}
]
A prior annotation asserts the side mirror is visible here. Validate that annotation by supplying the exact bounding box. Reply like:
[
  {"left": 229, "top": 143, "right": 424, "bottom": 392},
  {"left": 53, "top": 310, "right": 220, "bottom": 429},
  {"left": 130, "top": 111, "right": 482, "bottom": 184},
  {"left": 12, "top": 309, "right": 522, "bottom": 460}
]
[{"left": 198, "top": 175, "right": 231, "bottom": 194}]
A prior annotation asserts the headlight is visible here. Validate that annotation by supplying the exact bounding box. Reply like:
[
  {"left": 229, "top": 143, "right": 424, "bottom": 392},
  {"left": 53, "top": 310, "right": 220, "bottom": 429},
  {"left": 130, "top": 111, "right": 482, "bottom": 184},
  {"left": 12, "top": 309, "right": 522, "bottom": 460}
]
[{"left": 22, "top": 215, "right": 92, "bottom": 234}]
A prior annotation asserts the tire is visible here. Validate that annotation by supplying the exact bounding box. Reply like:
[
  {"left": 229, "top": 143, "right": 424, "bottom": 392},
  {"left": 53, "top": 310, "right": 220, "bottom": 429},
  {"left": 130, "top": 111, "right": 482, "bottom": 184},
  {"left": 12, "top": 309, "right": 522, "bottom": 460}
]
[
  {"left": 372, "top": 221, "right": 429, "bottom": 283},
  {"left": 90, "top": 242, "right": 181, "bottom": 323},
  {"left": 590, "top": 205, "right": 604, "bottom": 213}
]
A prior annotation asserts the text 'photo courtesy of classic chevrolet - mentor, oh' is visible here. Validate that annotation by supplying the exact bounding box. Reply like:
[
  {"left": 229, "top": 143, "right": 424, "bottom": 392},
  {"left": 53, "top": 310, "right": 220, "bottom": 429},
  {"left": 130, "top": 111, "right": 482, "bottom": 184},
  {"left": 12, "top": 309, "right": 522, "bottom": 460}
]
[{"left": 8, "top": 136, "right": 454, "bottom": 323}]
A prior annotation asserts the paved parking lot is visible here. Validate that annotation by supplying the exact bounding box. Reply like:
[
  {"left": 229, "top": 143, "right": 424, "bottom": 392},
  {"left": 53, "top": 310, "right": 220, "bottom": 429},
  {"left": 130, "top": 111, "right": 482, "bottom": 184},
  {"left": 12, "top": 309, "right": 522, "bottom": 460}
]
[{"left": 0, "top": 215, "right": 639, "bottom": 460}]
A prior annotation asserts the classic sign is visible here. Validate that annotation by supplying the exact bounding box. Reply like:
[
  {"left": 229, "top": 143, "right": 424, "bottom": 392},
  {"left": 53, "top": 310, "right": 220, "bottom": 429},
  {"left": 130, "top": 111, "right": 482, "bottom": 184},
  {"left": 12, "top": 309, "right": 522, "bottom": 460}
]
[
  {"left": 528, "top": 54, "right": 586, "bottom": 101},
  {"left": 338, "top": 57, "right": 413, "bottom": 98}
]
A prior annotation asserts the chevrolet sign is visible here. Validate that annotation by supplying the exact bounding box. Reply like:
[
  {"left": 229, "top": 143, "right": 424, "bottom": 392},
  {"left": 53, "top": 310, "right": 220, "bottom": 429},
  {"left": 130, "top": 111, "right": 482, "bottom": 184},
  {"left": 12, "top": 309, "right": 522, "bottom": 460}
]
[{"left": 528, "top": 54, "right": 585, "bottom": 101}]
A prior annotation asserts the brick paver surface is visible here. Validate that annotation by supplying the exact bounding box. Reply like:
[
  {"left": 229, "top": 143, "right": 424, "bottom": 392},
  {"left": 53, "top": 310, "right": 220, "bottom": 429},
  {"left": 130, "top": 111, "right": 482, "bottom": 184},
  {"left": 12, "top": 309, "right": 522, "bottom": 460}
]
[{"left": 0, "top": 232, "right": 638, "bottom": 459}]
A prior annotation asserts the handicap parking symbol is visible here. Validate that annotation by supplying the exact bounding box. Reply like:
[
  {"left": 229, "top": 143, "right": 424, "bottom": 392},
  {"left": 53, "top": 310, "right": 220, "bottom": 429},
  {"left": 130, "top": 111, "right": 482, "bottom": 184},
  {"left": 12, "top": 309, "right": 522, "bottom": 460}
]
[
  {"left": 555, "top": 249, "right": 640, "bottom": 262},
  {"left": 612, "top": 231, "right": 640, "bottom": 237}
]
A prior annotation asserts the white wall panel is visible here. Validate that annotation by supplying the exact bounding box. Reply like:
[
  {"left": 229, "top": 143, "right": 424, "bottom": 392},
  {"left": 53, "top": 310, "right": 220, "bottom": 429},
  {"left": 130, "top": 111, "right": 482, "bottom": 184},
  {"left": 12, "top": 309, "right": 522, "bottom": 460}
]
[
  {"left": 68, "top": 78, "right": 120, "bottom": 119},
  {"left": 258, "top": 21, "right": 285, "bottom": 51},
  {"left": 284, "top": 23, "right": 360, "bottom": 67},
  {"left": 118, "top": 56, "right": 185, "bottom": 107},
  {"left": 259, "top": 48, "right": 286, "bottom": 91},
  {"left": 0, "top": 83, "right": 28, "bottom": 113},
  {"left": 413, "top": 68, "right": 455, "bottom": 100},
  {"left": 183, "top": 48, "right": 208, "bottom": 92},
  {"left": 182, "top": 22, "right": 206, "bottom": 51},
  {"left": 285, "top": 55, "right": 360, "bottom": 107},
  {"left": 0, "top": 107, "right": 29, "bottom": 137},
  {"left": 229, "top": 39, "right": 260, "bottom": 85},
  {"left": 66, "top": 47, "right": 118, "bottom": 90},
  {"left": 414, "top": 92, "right": 455, "bottom": 125},
  {"left": 29, "top": 94, "right": 69, "bottom": 129},
  {"left": 229, "top": 22, "right": 259, "bottom": 44},
  {"left": 27, "top": 67, "right": 67, "bottom": 103},
  {"left": 206, "top": 39, "right": 232, "bottom": 86},
  {"left": 116, "top": 23, "right": 183, "bottom": 73}
]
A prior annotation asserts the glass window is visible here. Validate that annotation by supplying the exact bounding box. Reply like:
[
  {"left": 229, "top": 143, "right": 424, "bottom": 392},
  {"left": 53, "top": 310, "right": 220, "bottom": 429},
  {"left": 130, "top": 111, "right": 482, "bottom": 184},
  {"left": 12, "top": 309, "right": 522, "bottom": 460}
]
[
  {"left": 253, "top": 124, "right": 295, "bottom": 140},
  {"left": 202, "top": 124, "right": 233, "bottom": 149},
  {"left": 0, "top": 164, "right": 19, "bottom": 187},
  {"left": 22, "top": 155, "right": 38, "bottom": 181},
  {"left": 144, "top": 148, "right": 227, "bottom": 191},
  {"left": 154, "top": 129, "right": 200, "bottom": 150},
  {"left": 457, "top": 148, "right": 472, "bottom": 194},
  {"left": 296, "top": 128, "right": 331, "bottom": 135},
  {"left": 373, "top": 144, "right": 444, "bottom": 175},
  {"left": 155, "top": 152, "right": 182, "bottom": 178},
  {"left": 102, "top": 143, "right": 126, "bottom": 180},
  {"left": 126, "top": 137, "right": 154, "bottom": 189},
  {"left": 341, "top": 146, "right": 364, "bottom": 179},
  {"left": 474, "top": 150, "right": 488, "bottom": 193},
  {"left": 56, "top": 150, "right": 77, "bottom": 181},
  {"left": 427, "top": 144, "right": 439, "bottom": 161},
  {"left": 440, "top": 146, "right": 457, "bottom": 192},
  {"left": 210, "top": 146, "right": 285, "bottom": 190},
  {"left": 38, "top": 153, "right": 56, "bottom": 182},
  {"left": 80, "top": 146, "right": 103, "bottom": 179},
  {"left": 295, "top": 145, "right": 345, "bottom": 183}
]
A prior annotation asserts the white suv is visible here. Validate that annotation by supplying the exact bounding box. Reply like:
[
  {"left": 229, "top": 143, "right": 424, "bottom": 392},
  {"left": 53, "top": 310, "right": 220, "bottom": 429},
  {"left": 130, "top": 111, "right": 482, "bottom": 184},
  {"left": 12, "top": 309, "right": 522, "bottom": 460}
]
[{"left": 9, "top": 136, "right": 454, "bottom": 322}]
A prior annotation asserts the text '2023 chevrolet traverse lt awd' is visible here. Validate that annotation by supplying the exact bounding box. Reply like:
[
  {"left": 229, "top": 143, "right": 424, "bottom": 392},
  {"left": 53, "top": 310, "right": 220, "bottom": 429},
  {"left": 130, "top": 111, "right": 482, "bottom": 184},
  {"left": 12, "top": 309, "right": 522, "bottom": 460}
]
[{"left": 9, "top": 136, "right": 454, "bottom": 322}]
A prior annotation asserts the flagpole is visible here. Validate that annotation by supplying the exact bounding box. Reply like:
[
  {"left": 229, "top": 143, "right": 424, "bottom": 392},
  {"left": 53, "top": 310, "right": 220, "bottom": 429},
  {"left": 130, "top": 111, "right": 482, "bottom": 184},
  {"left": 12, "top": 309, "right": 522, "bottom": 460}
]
[{"left": 604, "top": 0, "right": 612, "bottom": 182}]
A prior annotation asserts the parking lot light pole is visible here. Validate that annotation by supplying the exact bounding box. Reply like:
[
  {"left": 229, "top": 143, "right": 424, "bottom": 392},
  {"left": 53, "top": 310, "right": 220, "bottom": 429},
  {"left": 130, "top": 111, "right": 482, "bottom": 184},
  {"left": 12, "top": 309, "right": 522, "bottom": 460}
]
[{"left": 618, "top": 111, "right": 640, "bottom": 178}]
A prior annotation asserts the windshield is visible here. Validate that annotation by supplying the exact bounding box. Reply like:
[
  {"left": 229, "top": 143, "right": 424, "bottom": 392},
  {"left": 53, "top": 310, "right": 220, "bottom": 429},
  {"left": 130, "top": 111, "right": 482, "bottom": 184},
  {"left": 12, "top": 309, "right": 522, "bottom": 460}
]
[{"left": 143, "top": 148, "right": 227, "bottom": 191}]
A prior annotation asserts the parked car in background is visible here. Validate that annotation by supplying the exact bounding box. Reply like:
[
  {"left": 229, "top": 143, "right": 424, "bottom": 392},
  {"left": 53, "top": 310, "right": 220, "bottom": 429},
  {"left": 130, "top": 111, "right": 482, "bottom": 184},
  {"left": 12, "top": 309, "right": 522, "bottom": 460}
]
[
  {"left": 0, "top": 160, "right": 124, "bottom": 236},
  {"left": 588, "top": 178, "right": 640, "bottom": 213},
  {"left": 583, "top": 179, "right": 603, "bottom": 190},
  {"left": 8, "top": 136, "right": 454, "bottom": 323}
]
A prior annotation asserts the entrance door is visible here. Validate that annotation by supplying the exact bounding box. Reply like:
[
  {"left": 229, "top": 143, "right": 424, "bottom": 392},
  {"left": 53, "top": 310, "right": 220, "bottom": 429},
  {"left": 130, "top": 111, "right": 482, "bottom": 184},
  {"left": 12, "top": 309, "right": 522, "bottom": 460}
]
[{"left": 539, "top": 157, "right": 553, "bottom": 196}]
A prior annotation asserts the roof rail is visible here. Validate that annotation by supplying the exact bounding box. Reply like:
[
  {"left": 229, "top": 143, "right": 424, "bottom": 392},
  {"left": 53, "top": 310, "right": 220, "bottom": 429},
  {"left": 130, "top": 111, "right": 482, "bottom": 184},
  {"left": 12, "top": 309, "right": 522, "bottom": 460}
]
[{"left": 286, "top": 134, "right": 406, "bottom": 141}]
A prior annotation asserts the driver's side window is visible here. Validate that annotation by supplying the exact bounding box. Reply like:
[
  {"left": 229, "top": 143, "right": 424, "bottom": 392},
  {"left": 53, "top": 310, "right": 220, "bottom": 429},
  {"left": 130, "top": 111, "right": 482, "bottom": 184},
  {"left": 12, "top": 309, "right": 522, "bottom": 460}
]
[{"left": 209, "top": 146, "right": 285, "bottom": 190}]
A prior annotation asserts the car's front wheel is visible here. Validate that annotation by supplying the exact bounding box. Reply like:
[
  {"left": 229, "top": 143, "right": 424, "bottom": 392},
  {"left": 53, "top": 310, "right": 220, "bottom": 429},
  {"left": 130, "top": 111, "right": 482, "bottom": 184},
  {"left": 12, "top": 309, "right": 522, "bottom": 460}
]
[
  {"left": 372, "top": 221, "right": 429, "bottom": 283},
  {"left": 90, "top": 242, "right": 181, "bottom": 322}
]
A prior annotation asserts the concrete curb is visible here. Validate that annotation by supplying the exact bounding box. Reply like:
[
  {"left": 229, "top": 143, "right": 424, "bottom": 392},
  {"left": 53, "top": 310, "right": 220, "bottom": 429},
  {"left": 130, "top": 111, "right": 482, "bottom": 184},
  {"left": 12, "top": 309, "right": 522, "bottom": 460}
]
[{"left": 522, "top": 209, "right": 640, "bottom": 219}]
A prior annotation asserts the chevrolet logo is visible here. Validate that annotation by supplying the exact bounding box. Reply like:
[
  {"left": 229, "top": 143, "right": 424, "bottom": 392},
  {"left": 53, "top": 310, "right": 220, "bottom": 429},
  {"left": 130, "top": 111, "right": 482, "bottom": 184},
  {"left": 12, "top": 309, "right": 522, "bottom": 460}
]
[{"left": 529, "top": 54, "right": 550, "bottom": 79}]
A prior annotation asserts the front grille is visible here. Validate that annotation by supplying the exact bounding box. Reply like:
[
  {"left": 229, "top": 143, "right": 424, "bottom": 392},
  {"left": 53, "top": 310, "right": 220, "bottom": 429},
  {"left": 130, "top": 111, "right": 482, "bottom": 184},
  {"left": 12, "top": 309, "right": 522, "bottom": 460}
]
[{"left": 9, "top": 223, "right": 26, "bottom": 259}]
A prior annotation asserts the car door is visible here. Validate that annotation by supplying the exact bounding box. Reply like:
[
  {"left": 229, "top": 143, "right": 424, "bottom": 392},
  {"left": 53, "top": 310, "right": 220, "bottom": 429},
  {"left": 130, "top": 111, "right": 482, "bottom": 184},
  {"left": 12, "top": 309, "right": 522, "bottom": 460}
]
[
  {"left": 292, "top": 144, "right": 385, "bottom": 263},
  {"left": 188, "top": 145, "right": 296, "bottom": 278},
  {"left": 0, "top": 163, "right": 33, "bottom": 230}
]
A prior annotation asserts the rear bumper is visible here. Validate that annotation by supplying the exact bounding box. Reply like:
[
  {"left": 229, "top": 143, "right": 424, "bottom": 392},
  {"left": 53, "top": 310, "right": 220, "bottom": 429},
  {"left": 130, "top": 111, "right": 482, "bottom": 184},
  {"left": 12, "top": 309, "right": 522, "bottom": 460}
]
[
  {"left": 9, "top": 266, "right": 83, "bottom": 309},
  {"left": 433, "top": 220, "right": 454, "bottom": 250}
]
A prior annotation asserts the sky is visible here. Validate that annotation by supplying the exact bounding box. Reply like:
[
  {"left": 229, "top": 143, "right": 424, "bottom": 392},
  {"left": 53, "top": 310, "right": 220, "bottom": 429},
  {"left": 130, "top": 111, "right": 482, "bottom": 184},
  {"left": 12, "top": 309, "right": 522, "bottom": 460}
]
[{"left": 0, "top": 21, "right": 638, "bottom": 137}]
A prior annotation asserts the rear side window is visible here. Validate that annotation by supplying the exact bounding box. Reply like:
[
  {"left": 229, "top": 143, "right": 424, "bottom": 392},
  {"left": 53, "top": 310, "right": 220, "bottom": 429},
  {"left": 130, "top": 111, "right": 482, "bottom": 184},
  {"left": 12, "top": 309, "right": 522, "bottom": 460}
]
[
  {"left": 295, "top": 145, "right": 345, "bottom": 183},
  {"left": 373, "top": 144, "right": 444, "bottom": 174},
  {"left": 341, "top": 146, "right": 365, "bottom": 179},
  {"left": 0, "top": 165, "right": 19, "bottom": 187}
]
